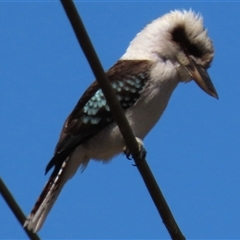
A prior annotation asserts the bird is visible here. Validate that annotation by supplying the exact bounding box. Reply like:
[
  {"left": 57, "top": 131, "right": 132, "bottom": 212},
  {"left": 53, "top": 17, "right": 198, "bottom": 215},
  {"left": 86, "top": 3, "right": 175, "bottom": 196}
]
[{"left": 24, "top": 9, "right": 218, "bottom": 232}]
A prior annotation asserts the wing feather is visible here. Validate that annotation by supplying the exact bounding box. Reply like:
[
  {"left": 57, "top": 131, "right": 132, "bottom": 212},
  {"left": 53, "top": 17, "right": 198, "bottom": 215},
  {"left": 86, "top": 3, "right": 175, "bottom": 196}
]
[{"left": 45, "top": 60, "right": 152, "bottom": 174}]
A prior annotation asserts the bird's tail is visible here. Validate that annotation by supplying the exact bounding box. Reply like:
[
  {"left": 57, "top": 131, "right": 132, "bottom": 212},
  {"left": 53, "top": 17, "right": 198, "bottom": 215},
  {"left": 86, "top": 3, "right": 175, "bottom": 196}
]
[
  {"left": 24, "top": 158, "right": 70, "bottom": 233},
  {"left": 24, "top": 147, "right": 89, "bottom": 233}
]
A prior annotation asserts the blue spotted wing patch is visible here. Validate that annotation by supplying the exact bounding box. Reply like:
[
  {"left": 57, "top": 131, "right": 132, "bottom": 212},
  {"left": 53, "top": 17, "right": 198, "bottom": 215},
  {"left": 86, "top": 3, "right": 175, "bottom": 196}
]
[
  {"left": 45, "top": 60, "right": 152, "bottom": 174},
  {"left": 82, "top": 89, "right": 109, "bottom": 125},
  {"left": 81, "top": 72, "right": 148, "bottom": 125}
]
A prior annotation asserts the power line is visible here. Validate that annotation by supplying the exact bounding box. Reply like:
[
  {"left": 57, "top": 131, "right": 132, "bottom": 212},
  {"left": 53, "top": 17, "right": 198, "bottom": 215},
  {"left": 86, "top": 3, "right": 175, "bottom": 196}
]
[
  {"left": 0, "top": 177, "right": 40, "bottom": 240},
  {"left": 60, "top": 1, "right": 185, "bottom": 239}
]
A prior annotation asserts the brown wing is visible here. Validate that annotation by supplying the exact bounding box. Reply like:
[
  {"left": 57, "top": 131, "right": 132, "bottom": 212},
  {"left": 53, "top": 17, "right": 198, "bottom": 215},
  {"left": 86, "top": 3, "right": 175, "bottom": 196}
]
[{"left": 45, "top": 60, "right": 152, "bottom": 174}]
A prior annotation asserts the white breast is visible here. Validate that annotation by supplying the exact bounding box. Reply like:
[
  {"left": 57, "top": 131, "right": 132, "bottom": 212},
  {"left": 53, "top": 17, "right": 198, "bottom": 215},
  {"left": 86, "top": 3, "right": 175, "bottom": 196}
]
[{"left": 82, "top": 60, "right": 179, "bottom": 161}]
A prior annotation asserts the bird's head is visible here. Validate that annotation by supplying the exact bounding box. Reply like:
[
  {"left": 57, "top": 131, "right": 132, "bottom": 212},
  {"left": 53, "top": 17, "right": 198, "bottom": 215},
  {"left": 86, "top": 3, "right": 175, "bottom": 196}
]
[
  {"left": 168, "top": 10, "right": 218, "bottom": 98},
  {"left": 122, "top": 10, "right": 218, "bottom": 99}
]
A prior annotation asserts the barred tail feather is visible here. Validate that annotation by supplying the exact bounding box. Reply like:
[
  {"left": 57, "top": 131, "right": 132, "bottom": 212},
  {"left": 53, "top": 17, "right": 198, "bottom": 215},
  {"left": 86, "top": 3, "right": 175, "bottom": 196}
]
[
  {"left": 24, "top": 158, "right": 69, "bottom": 233},
  {"left": 24, "top": 147, "right": 89, "bottom": 232}
]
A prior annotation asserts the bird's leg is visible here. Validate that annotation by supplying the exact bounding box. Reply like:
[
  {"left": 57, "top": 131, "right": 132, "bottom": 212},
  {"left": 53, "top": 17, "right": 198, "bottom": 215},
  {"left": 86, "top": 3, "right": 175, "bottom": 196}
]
[{"left": 123, "top": 137, "right": 147, "bottom": 165}]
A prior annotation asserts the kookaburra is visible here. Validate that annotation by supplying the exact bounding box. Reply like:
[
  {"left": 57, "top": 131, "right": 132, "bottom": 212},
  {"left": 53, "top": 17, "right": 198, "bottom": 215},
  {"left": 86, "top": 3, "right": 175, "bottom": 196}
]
[{"left": 24, "top": 10, "right": 218, "bottom": 232}]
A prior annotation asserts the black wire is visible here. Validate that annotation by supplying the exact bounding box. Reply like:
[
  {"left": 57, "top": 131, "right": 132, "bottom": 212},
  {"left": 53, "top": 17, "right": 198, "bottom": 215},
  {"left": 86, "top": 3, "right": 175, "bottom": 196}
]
[
  {"left": 60, "top": 1, "right": 185, "bottom": 239},
  {"left": 0, "top": 177, "right": 41, "bottom": 240}
]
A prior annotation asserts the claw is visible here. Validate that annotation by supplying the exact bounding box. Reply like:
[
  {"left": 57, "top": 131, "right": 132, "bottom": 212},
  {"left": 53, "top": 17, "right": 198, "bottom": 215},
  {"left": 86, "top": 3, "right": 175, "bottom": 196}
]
[
  {"left": 123, "top": 146, "right": 132, "bottom": 160},
  {"left": 123, "top": 137, "right": 147, "bottom": 163}
]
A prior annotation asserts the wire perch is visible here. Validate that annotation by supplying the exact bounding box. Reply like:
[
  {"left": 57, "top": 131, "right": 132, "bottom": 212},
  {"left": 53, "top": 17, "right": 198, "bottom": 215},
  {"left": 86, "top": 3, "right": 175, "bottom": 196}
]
[
  {"left": 0, "top": 177, "right": 40, "bottom": 240},
  {"left": 60, "top": 0, "right": 185, "bottom": 239}
]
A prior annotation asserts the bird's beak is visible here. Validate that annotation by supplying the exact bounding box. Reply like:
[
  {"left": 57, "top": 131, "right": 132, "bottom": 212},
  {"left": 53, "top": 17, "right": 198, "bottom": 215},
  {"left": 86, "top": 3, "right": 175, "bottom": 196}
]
[{"left": 186, "top": 57, "right": 218, "bottom": 99}]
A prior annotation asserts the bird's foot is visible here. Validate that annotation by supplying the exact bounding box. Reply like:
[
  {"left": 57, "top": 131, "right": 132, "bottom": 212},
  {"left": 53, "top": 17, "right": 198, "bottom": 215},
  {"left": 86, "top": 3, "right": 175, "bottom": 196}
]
[{"left": 123, "top": 137, "right": 147, "bottom": 165}]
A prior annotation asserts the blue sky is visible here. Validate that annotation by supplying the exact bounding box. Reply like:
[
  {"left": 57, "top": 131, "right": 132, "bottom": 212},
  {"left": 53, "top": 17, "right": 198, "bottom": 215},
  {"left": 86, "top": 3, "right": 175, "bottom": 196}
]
[{"left": 1, "top": 1, "right": 240, "bottom": 239}]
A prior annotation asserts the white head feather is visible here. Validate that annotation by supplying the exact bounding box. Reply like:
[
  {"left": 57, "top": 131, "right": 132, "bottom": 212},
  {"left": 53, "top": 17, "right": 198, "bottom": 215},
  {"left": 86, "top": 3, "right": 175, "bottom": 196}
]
[{"left": 121, "top": 9, "right": 214, "bottom": 68}]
